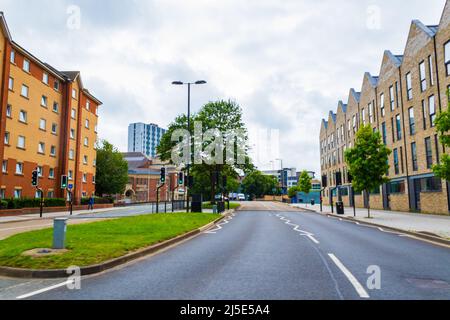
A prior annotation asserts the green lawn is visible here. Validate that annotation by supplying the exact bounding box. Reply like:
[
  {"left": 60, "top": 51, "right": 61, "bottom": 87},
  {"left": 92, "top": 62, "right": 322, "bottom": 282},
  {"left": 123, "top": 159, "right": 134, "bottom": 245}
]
[
  {"left": 0, "top": 213, "right": 220, "bottom": 270},
  {"left": 202, "top": 202, "right": 241, "bottom": 210}
]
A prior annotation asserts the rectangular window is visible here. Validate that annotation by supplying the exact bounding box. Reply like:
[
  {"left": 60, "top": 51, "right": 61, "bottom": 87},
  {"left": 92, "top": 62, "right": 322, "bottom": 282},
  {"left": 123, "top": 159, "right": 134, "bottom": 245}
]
[
  {"left": 435, "top": 134, "right": 440, "bottom": 164},
  {"left": 389, "top": 180, "right": 406, "bottom": 194},
  {"left": 69, "top": 149, "right": 75, "bottom": 160},
  {"left": 19, "top": 110, "right": 27, "bottom": 123},
  {"left": 53, "top": 102, "right": 59, "bottom": 113},
  {"left": 54, "top": 80, "right": 60, "bottom": 91},
  {"left": 10, "top": 50, "right": 15, "bottom": 63},
  {"left": 50, "top": 145, "right": 56, "bottom": 157},
  {"left": 419, "top": 61, "right": 427, "bottom": 92},
  {"left": 37, "top": 166, "right": 43, "bottom": 177},
  {"left": 406, "top": 72, "right": 413, "bottom": 100},
  {"left": 409, "top": 107, "right": 415, "bottom": 135},
  {"left": 4, "top": 132, "right": 10, "bottom": 145},
  {"left": 425, "top": 137, "right": 433, "bottom": 169},
  {"left": 2, "top": 160, "right": 7, "bottom": 173},
  {"left": 411, "top": 142, "right": 418, "bottom": 171},
  {"left": 83, "top": 155, "right": 88, "bottom": 165},
  {"left": 70, "top": 129, "right": 75, "bottom": 139},
  {"left": 84, "top": 137, "right": 89, "bottom": 147},
  {"left": 39, "top": 118, "right": 46, "bottom": 130},
  {"left": 94, "top": 124, "right": 98, "bottom": 133},
  {"left": 21, "top": 85, "right": 29, "bottom": 98},
  {"left": 41, "top": 95, "right": 48, "bottom": 107},
  {"left": 15, "top": 162, "right": 23, "bottom": 175},
  {"left": 49, "top": 168, "right": 55, "bottom": 179},
  {"left": 51, "top": 123, "right": 57, "bottom": 134},
  {"left": 380, "top": 93, "right": 385, "bottom": 117},
  {"left": 400, "top": 147, "right": 404, "bottom": 174},
  {"left": 428, "top": 55, "right": 434, "bottom": 86},
  {"left": 6, "top": 104, "right": 12, "bottom": 117},
  {"left": 422, "top": 100, "right": 427, "bottom": 130},
  {"left": 68, "top": 170, "right": 73, "bottom": 180},
  {"left": 14, "top": 189, "right": 22, "bottom": 199},
  {"left": 71, "top": 108, "right": 76, "bottom": 119},
  {"left": 445, "top": 41, "right": 450, "bottom": 76},
  {"left": 72, "top": 89, "right": 77, "bottom": 99},
  {"left": 393, "top": 149, "right": 399, "bottom": 175},
  {"left": 361, "top": 108, "right": 366, "bottom": 125},
  {"left": 23, "top": 59, "right": 30, "bottom": 72},
  {"left": 86, "top": 101, "right": 90, "bottom": 110},
  {"left": 389, "top": 86, "right": 395, "bottom": 111},
  {"left": 82, "top": 173, "right": 87, "bottom": 183},
  {"left": 38, "top": 142, "right": 45, "bottom": 154},
  {"left": 396, "top": 115, "right": 402, "bottom": 141},
  {"left": 391, "top": 118, "right": 395, "bottom": 142},
  {"left": 421, "top": 177, "right": 442, "bottom": 192},
  {"left": 352, "top": 115, "right": 357, "bottom": 132},
  {"left": 369, "top": 103, "right": 374, "bottom": 124},
  {"left": 17, "top": 136, "right": 25, "bottom": 149},
  {"left": 8, "top": 77, "right": 13, "bottom": 90},
  {"left": 85, "top": 119, "right": 89, "bottom": 129},
  {"left": 43, "top": 72, "right": 49, "bottom": 85},
  {"left": 381, "top": 122, "right": 387, "bottom": 145},
  {"left": 429, "top": 95, "right": 436, "bottom": 127}
]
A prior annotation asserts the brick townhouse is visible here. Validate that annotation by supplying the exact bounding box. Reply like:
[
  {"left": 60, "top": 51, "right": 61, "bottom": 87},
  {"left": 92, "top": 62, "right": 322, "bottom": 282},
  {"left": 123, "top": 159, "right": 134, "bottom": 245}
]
[
  {"left": 0, "top": 12, "right": 102, "bottom": 203},
  {"left": 320, "top": 1, "right": 450, "bottom": 215}
]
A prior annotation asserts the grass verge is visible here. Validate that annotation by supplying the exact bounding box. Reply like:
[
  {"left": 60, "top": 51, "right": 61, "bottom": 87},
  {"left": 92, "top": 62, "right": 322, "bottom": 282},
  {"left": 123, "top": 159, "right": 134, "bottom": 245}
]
[{"left": 0, "top": 213, "right": 220, "bottom": 270}]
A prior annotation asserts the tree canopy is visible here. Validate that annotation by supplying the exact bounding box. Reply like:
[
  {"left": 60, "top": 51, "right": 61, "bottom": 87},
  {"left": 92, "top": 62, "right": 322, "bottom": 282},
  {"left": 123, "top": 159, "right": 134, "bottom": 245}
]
[
  {"left": 298, "top": 171, "right": 312, "bottom": 195},
  {"left": 95, "top": 140, "right": 129, "bottom": 196},
  {"left": 433, "top": 106, "right": 450, "bottom": 181},
  {"left": 242, "top": 171, "right": 279, "bottom": 199}
]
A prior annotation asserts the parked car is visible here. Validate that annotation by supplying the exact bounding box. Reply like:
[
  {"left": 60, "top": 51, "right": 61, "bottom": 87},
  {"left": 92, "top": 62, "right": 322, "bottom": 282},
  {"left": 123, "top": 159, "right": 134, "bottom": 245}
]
[{"left": 237, "top": 194, "right": 246, "bottom": 201}]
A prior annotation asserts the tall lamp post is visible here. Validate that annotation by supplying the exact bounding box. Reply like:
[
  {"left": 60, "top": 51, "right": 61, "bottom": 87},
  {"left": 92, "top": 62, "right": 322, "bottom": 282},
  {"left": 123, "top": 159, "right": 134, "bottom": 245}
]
[{"left": 172, "top": 80, "right": 207, "bottom": 213}]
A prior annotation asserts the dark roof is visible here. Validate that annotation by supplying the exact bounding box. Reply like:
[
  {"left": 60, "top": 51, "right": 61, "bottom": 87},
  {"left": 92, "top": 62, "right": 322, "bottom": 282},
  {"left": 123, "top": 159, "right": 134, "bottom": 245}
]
[{"left": 60, "top": 71, "right": 80, "bottom": 81}]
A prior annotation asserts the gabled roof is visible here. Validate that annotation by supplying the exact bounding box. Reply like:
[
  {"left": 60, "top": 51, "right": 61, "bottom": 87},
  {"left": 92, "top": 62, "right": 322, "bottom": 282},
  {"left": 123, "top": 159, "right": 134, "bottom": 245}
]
[
  {"left": 349, "top": 88, "right": 361, "bottom": 103},
  {"left": 412, "top": 20, "right": 438, "bottom": 37},
  {"left": 385, "top": 50, "right": 403, "bottom": 68},
  {"left": 0, "top": 12, "right": 12, "bottom": 41},
  {"left": 337, "top": 100, "right": 347, "bottom": 114},
  {"left": 321, "top": 119, "right": 328, "bottom": 130},
  {"left": 329, "top": 111, "right": 336, "bottom": 124},
  {"left": 439, "top": 0, "right": 450, "bottom": 29},
  {"left": 364, "top": 72, "right": 379, "bottom": 88}
]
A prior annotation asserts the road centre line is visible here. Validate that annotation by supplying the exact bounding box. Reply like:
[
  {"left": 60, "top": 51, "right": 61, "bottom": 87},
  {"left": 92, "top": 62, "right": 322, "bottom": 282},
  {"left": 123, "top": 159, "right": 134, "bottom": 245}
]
[
  {"left": 276, "top": 214, "right": 320, "bottom": 244},
  {"left": 328, "top": 254, "right": 370, "bottom": 299}
]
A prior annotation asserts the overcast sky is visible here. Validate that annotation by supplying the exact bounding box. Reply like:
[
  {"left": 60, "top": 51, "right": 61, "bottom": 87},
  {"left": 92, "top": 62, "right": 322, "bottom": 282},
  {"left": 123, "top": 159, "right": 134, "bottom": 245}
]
[{"left": 0, "top": 0, "right": 446, "bottom": 174}]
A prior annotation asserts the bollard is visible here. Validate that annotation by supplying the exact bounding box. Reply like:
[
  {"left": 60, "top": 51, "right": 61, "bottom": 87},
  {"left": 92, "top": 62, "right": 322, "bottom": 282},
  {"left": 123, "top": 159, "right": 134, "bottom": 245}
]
[{"left": 53, "top": 218, "right": 68, "bottom": 250}]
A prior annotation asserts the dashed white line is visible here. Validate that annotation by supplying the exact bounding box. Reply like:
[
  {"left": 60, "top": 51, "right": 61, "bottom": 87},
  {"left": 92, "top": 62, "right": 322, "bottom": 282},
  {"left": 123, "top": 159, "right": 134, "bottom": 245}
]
[
  {"left": 328, "top": 254, "right": 370, "bottom": 299},
  {"left": 276, "top": 214, "right": 320, "bottom": 244},
  {"left": 16, "top": 279, "right": 74, "bottom": 300}
]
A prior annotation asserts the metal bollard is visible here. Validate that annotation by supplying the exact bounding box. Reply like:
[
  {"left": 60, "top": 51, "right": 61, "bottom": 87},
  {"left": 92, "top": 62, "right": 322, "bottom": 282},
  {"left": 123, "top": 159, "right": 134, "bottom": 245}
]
[{"left": 53, "top": 218, "right": 68, "bottom": 249}]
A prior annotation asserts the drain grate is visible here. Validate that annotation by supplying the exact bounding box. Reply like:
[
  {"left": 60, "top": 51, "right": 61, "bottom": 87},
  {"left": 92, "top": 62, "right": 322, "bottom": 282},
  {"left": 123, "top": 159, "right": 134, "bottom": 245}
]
[{"left": 406, "top": 278, "right": 450, "bottom": 290}]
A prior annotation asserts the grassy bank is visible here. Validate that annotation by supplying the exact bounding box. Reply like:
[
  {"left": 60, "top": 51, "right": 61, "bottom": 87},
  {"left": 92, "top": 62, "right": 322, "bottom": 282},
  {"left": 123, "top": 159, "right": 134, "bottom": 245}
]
[
  {"left": 202, "top": 202, "right": 241, "bottom": 210},
  {"left": 0, "top": 213, "right": 220, "bottom": 270}
]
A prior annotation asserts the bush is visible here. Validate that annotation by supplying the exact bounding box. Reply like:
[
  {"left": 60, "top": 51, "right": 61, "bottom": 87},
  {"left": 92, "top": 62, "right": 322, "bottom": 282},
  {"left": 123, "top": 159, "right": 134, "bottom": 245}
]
[
  {"left": 1, "top": 198, "right": 66, "bottom": 210},
  {"left": 81, "top": 196, "right": 114, "bottom": 205},
  {"left": 0, "top": 200, "right": 8, "bottom": 210},
  {"left": 44, "top": 198, "right": 66, "bottom": 208}
]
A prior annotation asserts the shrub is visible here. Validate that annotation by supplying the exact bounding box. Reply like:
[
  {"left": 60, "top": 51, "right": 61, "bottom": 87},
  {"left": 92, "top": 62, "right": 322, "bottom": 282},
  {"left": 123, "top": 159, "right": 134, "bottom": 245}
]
[
  {"left": 81, "top": 196, "right": 114, "bottom": 205},
  {"left": 44, "top": 198, "right": 66, "bottom": 208},
  {"left": 1, "top": 198, "right": 67, "bottom": 210},
  {"left": 0, "top": 200, "right": 8, "bottom": 210}
]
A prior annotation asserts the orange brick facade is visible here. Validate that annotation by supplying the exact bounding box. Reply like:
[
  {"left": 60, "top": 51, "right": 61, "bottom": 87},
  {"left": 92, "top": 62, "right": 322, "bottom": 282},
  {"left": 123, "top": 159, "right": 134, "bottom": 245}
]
[{"left": 0, "top": 13, "right": 102, "bottom": 203}]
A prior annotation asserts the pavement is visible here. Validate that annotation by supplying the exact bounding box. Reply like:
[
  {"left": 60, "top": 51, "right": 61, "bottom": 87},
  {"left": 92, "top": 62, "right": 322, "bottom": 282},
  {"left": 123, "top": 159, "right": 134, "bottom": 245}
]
[
  {"left": 292, "top": 203, "right": 450, "bottom": 239},
  {"left": 0, "top": 201, "right": 449, "bottom": 300}
]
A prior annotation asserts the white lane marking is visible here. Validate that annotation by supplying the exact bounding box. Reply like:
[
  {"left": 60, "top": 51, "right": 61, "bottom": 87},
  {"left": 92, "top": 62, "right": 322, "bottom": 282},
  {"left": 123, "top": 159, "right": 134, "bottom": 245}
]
[
  {"left": 378, "top": 227, "right": 384, "bottom": 232},
  {"left": 328, "top": 254, "right": 370, "bottom": 299},
  {"left": 204, "top": 215, "right": 234, "bottom": 234},
  {"left": 276, "top": 214, "right": 320, "bottom": 244},
  {"left": 355, "top": 222, "right": 360, "bottom": 225},
  {"left": 16, "top": 279, "right": 74, "bottom": 300}
]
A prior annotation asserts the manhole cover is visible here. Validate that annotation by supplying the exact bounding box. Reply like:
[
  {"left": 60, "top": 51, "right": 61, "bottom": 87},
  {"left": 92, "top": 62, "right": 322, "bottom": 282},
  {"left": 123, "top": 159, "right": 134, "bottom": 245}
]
[{"left": 406, "top": 278, "right": 450, "bottom": 290}]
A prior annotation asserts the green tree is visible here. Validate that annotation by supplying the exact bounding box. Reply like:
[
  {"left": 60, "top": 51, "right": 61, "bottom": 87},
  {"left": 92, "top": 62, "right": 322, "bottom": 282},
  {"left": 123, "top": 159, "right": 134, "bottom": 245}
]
[
  {"left": 288, "top": 186, "right": 299, "bottom": 199},
  {"left": 345, "top": 125, "right": 391, "bottom": 218},
  {"left": 242, "top": 171, "right": 278, "bottom": 199},
  {"left": 433, "top": 106, "right": 450, "bottom": 180},
  {"left": 157, "top": 100, "right": 253, "bottom": 202},
  {"left": 95, "top": 140, "right": 129, "bottom": 197},
  {"left": 298, "top": 171, "right": 312, "bottom": 195}
]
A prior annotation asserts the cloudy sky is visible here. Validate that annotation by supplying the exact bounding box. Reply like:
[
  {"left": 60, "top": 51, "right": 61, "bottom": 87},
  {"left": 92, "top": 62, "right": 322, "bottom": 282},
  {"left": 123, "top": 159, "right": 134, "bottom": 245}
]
[{"left": 0, "top": 0, "right": 446, "bottom": 174}]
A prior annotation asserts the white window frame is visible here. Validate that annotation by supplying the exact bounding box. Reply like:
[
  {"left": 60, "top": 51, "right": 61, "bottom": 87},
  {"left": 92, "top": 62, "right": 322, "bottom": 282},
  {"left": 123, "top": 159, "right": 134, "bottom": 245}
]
[
  {"left": 43, "top": 72, "right": 49, "bottom": 85},
  {"left": 8, "top": 77, "right": 13, "bottom": 90},
  {"left": 39, "top": 118, "right": 46, "bottom": 130},
  {"left": 50, "top": 145, "right": 56, "bottom": 157},
  {"left": 6, "top": 104, "right": 12, "bottom": 117},
  {"left": 41, "top": 95, "right": 48, "bottom": 107},
  {"left": 419, "top": 61, "right": 427, "bottom": 92},
  {"left": 15, "top": 162, "right": 23, "bottom": 175},
  {"left": 19, "top": 110, "right": 27, "bottom": 123},
  {"left": 406, "top": 73, "right": 413, "bottom": 100},
  {"left": 17, "top": 136, "right": 25, "bottom": 149},
  {"left": 38, "top": 142, "right": 45, "bottom": 154},
  {"left": 23, "top": 59, "right": 30, "bottom": 72},
  {"left": 21, "top": 84, "right": 29, "bottom": 98}
]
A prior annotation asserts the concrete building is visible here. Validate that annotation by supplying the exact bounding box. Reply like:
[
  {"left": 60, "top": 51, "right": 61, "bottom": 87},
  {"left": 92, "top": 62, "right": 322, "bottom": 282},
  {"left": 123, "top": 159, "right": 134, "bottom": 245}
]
[
  {"left": 319, "top": 1, "right": 450, "bottom": 215},
  {"left": 128, "top": 123, "right": 167, "bottom": 158},
  {"left": 0, "top": 12, "right": 102, "bottom": 202}
]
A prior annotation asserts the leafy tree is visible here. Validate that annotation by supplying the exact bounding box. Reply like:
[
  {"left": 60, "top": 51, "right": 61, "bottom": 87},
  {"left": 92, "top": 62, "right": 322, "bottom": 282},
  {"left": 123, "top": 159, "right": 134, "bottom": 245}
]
[
  {"left": 95, "top": 140, "right": 129, "bottom": 196},
  {"left": 288, "top": 186, "right": 299, "bottom": 199},
  {"left": 345, "top": 125, "right": 391, "bottom": 218},
  {"left": 242, "top": 171, "right": 278, "bottom": 199},
  {"left": 298, "top": 171, "right": 312, "bottom": 195},
  {"left": 433, "top": 105, "right": 450, "bottom": 180},
  {"left": 157, "top": 100, "right": 253, "bottom": 202}
]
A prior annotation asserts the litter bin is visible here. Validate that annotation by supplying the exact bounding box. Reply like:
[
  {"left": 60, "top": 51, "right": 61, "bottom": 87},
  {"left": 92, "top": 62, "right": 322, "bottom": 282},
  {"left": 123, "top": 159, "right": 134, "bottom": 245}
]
[
  {"left": 310, "top": 199, "right": 315, "bottom": 206},
  {"left": 336, "top": 201, "right": 345, "bottom": 215},
  {"left": 217, "top": 201, "right": 225, "bottom": 213}
]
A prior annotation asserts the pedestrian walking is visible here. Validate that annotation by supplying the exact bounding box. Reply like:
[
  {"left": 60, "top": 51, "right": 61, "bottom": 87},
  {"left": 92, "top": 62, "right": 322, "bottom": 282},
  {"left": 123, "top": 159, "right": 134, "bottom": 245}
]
[{"left": 88, "top": 194, "right": 95, "bottom": 211}]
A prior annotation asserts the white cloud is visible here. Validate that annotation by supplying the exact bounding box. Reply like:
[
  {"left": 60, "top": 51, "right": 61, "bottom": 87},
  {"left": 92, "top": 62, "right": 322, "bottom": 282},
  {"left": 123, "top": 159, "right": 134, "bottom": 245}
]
[{"left": 1, "top": 0, "right": 446, "bottom": 175}]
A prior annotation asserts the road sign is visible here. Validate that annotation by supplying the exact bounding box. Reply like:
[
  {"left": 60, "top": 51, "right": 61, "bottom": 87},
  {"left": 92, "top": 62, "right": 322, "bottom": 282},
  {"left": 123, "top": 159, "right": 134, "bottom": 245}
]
[{"left": 68, "top": 184, "right": 74, "bottom": 190}]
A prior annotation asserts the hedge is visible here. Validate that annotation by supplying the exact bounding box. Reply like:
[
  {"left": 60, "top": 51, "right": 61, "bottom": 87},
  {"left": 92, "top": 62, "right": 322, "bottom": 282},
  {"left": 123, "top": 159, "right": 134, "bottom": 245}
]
[
  {"left": 80, "top": 196, "right": 114, "bottom": 205},
  {"left": 2, "top": 198, "right": 66, "bottom": 210}
]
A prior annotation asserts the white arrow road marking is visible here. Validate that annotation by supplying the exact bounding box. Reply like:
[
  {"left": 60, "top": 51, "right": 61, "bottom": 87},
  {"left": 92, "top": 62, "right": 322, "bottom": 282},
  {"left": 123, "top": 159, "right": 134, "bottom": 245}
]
[
  {"left": 276, "top": 214, "right": 320, "bottom": 244},
  {"left": 16, "top": 279, "right": 75, "bottom": 300},
  {"left": 328, "top": 254, "right": 370, "bottom": 299}
]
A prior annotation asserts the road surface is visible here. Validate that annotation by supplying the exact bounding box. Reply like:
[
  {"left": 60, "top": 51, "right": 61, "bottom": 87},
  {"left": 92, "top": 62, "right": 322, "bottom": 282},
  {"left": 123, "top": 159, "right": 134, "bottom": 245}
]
[{"left": 0, "top": 201, "right": 449, "bottom": 300}]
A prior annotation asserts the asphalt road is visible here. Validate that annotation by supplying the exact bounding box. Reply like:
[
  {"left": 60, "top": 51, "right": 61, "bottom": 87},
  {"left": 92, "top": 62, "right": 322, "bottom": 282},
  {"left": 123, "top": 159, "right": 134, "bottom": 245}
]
[{"left": 1, "top": 201, "right": 449, "bottom": 300}]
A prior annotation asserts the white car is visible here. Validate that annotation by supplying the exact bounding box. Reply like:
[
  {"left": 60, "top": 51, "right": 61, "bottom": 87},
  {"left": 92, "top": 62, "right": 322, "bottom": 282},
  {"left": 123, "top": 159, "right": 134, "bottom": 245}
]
[{"left": 237, "top": 194, "right": 246, "bottom": 201}]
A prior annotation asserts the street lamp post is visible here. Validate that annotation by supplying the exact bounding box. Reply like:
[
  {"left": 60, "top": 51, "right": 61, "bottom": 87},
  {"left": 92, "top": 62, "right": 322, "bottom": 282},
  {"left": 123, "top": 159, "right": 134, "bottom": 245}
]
[
  {"left": 172, "top": 80, "right": 207, "bottom": 213},
  {"left": 276, "top": 158, "right": 283, "bottom": 195}
]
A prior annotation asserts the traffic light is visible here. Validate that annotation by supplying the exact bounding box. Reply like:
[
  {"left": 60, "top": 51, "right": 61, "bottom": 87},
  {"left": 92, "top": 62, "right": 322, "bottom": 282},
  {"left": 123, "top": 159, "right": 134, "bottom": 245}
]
[
  {"left": 31, "top": 170, "right": 39, "bottom": 187},
  {"left": 178, "top": 172, "right": 184, "bottom": 185},
  {"left": 61, "top": 175, "right": 68, "bottom": 189},
  {"left": 160, "top": 167, "right": 166, "bottom": 183}
]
